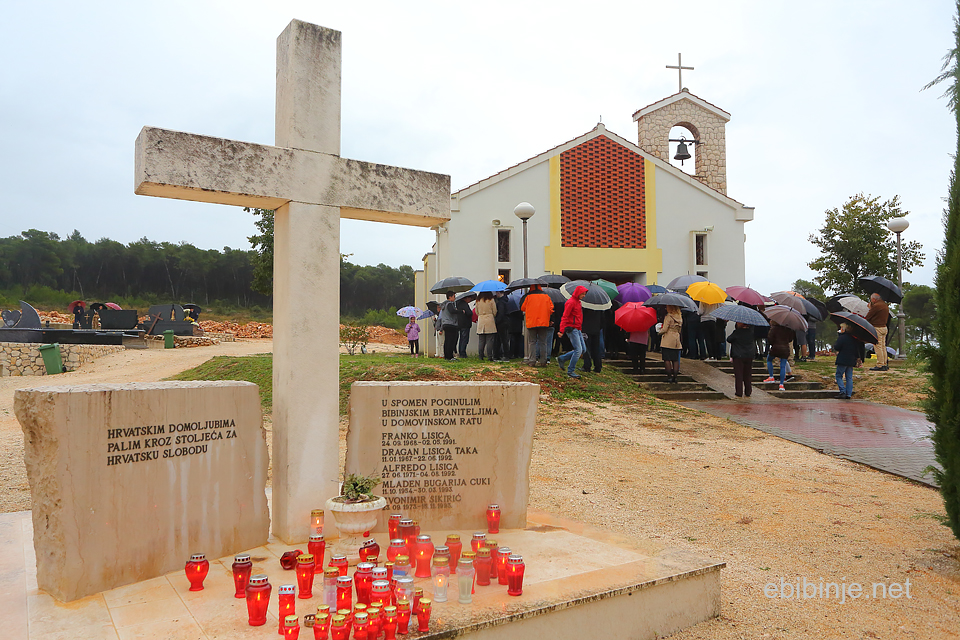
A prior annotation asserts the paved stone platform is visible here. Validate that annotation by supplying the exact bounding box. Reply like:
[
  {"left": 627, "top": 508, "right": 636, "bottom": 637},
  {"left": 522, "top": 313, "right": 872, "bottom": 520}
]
[{"left": 684, "top": 400, "right": 939, "bottom": 486}]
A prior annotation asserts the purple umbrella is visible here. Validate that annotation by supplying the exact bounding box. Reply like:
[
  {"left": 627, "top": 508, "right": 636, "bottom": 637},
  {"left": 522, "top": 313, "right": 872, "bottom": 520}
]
[{"left": 616, "top": 282, "right": 653, "bottom": 303}]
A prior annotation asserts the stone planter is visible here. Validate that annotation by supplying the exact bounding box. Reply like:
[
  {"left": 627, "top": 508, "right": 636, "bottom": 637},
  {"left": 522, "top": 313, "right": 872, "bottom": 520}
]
[{"left": 324, "top": 495, "right": 387, "bottom": 564}]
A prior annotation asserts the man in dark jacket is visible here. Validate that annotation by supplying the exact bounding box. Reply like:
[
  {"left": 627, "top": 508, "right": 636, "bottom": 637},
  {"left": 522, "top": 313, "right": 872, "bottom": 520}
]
[
  {"left": 580, "top": 308, "right": 604, "bottom": 373},
  {"left": 493, "top": 292, "right": 510, "bottom": 362},
  {"left": 456, "top": 294, "right": 473, "bottom": 358},
  {"left": 438, "top": 291, "right": 459, "bottom": 360},
  {"left": 727, "top": 322, "right": 758, "bottom": 398},
  {"left": 833, "top": 323, "right": 861, "bottom": 399}
]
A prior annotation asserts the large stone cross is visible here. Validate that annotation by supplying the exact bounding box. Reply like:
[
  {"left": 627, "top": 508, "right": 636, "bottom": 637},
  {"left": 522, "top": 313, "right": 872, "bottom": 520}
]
[{"left": 134, "top": 20, "right": 450, "bottom": 543}]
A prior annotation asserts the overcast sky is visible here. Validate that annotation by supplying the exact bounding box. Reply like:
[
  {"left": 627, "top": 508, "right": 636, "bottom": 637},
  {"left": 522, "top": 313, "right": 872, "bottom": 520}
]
[{"left": 1, "top": 1, "right": 954, "bottom": 296}]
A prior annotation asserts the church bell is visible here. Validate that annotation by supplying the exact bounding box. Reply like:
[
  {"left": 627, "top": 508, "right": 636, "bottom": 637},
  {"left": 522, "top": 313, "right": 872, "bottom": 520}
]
[{"left": 674, "top": 141, "right": 692, "bottom": 163}]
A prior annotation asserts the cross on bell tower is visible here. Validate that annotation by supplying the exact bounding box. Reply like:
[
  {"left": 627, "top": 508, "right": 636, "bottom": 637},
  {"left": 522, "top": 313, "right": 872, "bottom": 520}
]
[{"left": 666, "top": 53, "right": 694, "bottom": 92}]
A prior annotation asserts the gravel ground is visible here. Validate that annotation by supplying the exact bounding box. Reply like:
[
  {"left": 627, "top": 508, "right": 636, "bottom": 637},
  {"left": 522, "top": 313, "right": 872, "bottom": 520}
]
[{"left": 2, "top": 346, "right": 958, "bottom": 637}]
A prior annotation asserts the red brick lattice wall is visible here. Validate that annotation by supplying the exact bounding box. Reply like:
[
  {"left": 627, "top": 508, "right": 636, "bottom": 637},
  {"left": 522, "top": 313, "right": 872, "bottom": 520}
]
[{"left": 560, "top": 136, "right": 646, "bottom": 248}]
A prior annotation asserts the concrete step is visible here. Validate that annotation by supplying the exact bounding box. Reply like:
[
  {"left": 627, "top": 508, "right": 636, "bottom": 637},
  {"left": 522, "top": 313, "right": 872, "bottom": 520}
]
[
  {"left": 766, "top": 389, "right": 844, "bottom": 400},
  {"left": 641, "top": 382, "right": 713, "bottom": 392},
  {"left": 754, "top": 381, "right": 823, "bottom": 391},
  {"left": 630, "top": 374, "right": 697, "bottom": 383},
  {"left": 651, "top": 390, "right": 728, "bottom": 401}
]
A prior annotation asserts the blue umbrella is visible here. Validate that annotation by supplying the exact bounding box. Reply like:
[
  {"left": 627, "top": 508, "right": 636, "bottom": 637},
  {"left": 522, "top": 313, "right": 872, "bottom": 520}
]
[
  {"left": 710, "top": 303, "right": 769, "bottom": 327},
  {"left": 647, "top": 284, "right": 668, "bottom": 294},
  {"left": 470, "top": 279, "right": 508, "bottom": 293},
  {"left": 417, "top": 310, "right": 436, "bottom": 320}
]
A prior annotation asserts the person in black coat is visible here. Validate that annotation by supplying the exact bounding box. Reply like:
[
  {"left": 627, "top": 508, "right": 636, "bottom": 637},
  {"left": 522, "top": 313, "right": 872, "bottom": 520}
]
[
  {"left": 493, "top": 292, "right": 510, "bottom": 361},
  {"left": 727, "top": 322, "right": 758, "bottom": 398},
  {"left": 682, "top": 309, "right": 701, "bottom": 359},
  {"left": 456, "top": 296, "right": 473, "bottom": 358},
  {"left": 833, "top": 324, "right": 861, "bottom": 399},
  {"left": 580, "top": 308, "right": 604, "bottom": 373}
]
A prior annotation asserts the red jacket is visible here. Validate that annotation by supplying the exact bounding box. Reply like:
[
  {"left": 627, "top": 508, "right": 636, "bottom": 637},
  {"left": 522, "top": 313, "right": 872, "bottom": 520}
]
[{"left": 559, "top": 286, "right": 588, "bottom": 333}]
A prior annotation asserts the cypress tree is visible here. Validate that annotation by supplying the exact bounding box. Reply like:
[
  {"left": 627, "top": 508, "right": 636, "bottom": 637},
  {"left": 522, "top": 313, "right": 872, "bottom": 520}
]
[{"left": 925, "top": 3, "right": 960, "bottom": 540}]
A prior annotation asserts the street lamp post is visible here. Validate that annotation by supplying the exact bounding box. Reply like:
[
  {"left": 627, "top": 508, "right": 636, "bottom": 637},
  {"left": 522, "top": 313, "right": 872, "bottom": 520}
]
[
  {"left": 887, "top": 217, "right": 910, "bottom": 358},
  {"left": 514, "top": 202, "right": 536, "bottom": 279}
]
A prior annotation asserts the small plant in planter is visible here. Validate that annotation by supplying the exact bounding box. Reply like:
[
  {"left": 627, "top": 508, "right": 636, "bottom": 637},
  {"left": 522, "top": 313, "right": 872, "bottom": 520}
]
[{"left": 325, "top": 471, "right": 387, "bottom": 563}]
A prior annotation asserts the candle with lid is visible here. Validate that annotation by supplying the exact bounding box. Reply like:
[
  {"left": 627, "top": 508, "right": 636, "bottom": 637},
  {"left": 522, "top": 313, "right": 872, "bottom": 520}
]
[
  {"left": 282, "top": 615, "right": 300, "bottom": 640},
  {"left": 456, "top": 558, "right": 475, "bottom": 604},
  {"left": 393, "top": 555, "right": 412, "bottom": 579},
  {"left": 416, "top": 598, "right": 432, "bottom": 633},
  {"left": 185, "top": 553, "right": 209, "bottom": 591},
  {"left": 322, "top": 568, "right": 339, "bottom": 609},
  {"left": 311, "top": 509, "right": 324, "bottom": 535},
  {"left": 486, "top": 504, "right": 501, "bottom": 534},
  {"left": 370, "top": 579, "right": 391, "bottom": 609},
  {"left": 394, "top": 576, "right": 414, "bottom": 606},
  {"left": 372, "top": 566, "right": 388, "bottom": 583},
  {"left": 496, "top": 547, "right": 512, "bottom": 585},
  {"left": 314, "top": 612, "right": 330, "bottom": 640},
  {"left": 329, "top": 614, "right": 349, "bottom": 640},
  {"left": 431, "top": 556, "right": 450, "bottom": 602},
  {"left": 281, "top": 550, "right": 303, "bottom": 570},
  {"left": 296, "top": 554, "right": 316, "bottom": 598},
  {"left": 461, "top": 551, "right": 477, "bottom": 593},
  {"left": 278, "top": 584, "right": 297, "bottom": 635},
  {"left": 329, "top": 554, "right": 348, "bottom": 577},
  {"left": 245, "top": 574, "right": 272, "bottom": 626},
  {"left": 475, "top": 547, "right": 494, "bottom": 586},
  {"left": 308, "top": 534, "right": 326, "bottom": 569},
  {"left": 396, "top": 600, "right": 411, "bottom": 635},
  {"left": 353, "top": 611, "right": 369, "bottom": 640},
  {"left": 388, "top": 514, "right": 403, "bottom": 540},
  {"left": 359, "top": 536, "right": 380, "bottom": 564},
  {"left": 470, "top": 532, "right": 486, "bottom": 552},
  {"left": 335, "top": 576, "right": 352, "bottom": 612},
  {"left": 366, "top": 606, "right": 382, "bottom": 639},
  {"left": 397, "top": 519, "right": 414, "bottom": 548},
  {"left": 414, "top": 534, "right": 434, "bottom": 578},
  {"left": 386, "top": 539, "right": 406, "bottom": 562},
  {"left": 232, "top": 553, "right": 253, "bottom": 598},
  {"left": 445, "top": 534, "right": 463, "bottom": 570},
  {"left": 507, "top": 554, "right": 525, "bottom": 596},
  {"left": 382, "top": 605, "right": 398, "bottom": 640},
  {"left": 412, "top": 587, "right": 423, "bottom": 615},
  {"left": 354, "top": 562, "right": 375, "bottom": 605}
]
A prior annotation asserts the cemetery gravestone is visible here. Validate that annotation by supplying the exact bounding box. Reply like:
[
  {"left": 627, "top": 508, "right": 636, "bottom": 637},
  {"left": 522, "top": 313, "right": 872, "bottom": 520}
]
[
  {"left": 345, "top": 382, "right": 540, "bottom": 530},
  {"left": 134, "top": 19, "right": 450, "bottom": 542},
  {"left": 15, "top": 381, "right": 269, "bottom": 602}
]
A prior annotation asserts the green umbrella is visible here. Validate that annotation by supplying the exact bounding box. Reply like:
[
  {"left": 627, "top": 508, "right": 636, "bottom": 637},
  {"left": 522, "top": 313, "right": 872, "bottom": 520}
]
[{"left": 591, "top": 279, "right": 619, "bottom": 300}]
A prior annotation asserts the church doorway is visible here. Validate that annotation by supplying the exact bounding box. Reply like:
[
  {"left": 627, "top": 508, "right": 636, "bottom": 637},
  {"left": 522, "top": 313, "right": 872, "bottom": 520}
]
[{"left": 560, "top": 270, "right": 648, "bottom": 286}]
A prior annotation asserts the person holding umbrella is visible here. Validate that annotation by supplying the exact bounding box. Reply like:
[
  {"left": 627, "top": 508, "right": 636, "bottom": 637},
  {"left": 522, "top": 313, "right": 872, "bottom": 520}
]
[
  {"left": 475, "top": 292, "right": 498, "bottom": 361},
  {"left": 557, "top": 285, "right": 588, "bottom": 378},
  {"left": 521, "top": 284, "right": 553, "bottom": 366},
  {"left": 833, "top": 323, "right": 861, "bottom": 399},
  {"left": 405, "top": 315, "right": 421, "bottom": 357},
  {"left": 764, "top": 320, "right": 794, "bottom": 390},
  {"left": 865, "top": 293, "right": 890, "bottom": 371},
  {"left": 456, "top": 292, "right": 473, "bottom": 358},
  {"left": 438, "top": 291, "right": 460, "bottom": 361},
  {"left": 727, "top": 322, "right": 758, "bottom": 398},
  {"left": 658, "top": 305, "right": 683, "bottom": 383}
]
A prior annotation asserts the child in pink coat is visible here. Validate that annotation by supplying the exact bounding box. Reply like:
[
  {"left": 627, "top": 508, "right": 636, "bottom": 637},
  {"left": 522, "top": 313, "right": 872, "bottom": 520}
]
[{"left": 405, "top": 318, "right": 421, "bottom": 356}]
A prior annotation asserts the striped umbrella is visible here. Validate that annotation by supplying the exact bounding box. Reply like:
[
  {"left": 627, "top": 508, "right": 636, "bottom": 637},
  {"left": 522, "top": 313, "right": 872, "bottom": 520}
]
[{"left": 711, "top": 303, "right": 769, "bottom": 327}]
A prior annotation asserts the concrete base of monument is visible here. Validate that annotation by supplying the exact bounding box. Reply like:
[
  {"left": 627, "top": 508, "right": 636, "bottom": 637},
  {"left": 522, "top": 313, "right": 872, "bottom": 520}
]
[{"left": 1, "top": 508, "right": 723, "bottom": 639}]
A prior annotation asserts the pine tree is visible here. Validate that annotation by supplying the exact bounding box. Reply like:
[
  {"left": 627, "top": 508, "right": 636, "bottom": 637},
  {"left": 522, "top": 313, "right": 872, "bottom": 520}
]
[{"left": 924, "top": 3, "right": 960, "bottom": 540}]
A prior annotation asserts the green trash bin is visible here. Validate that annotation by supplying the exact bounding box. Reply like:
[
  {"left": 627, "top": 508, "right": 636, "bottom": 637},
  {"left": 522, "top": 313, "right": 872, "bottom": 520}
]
[
  {"left": 38, "top": 343, "right": 65, "bottom": 374},
  {"left": 163, "top": 330, "right": 175, "bottom": 349}
]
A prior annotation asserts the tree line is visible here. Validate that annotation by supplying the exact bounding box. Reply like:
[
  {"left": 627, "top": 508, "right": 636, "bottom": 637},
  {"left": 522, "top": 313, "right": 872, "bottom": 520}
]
[{"left": 0, "top": 223, "right": 415, "bottom": 317}]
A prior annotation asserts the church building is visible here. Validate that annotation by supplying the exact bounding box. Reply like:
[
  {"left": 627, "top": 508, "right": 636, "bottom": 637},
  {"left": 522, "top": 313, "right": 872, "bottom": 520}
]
[{"left": 414, "top": 88, "right": 755, "bottom": 347}]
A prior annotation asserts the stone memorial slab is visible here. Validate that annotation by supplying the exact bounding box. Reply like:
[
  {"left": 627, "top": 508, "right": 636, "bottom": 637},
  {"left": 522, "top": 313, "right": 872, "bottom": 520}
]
[
  {"left": 345, "top": 381, "right": 539, "bottom": 531},
  {"left": 15, "top": 381, "right": 269, "bottom": 602}
]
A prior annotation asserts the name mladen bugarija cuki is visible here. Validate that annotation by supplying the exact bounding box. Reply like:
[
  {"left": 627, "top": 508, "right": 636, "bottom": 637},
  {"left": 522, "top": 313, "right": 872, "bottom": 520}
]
[{"left": 105, "top": 419, "right": 239, "bottom": 466}]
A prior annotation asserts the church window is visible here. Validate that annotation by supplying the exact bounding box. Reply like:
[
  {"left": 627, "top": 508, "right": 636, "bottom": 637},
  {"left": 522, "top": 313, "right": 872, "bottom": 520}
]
[
  {"left": 695, "top": 234, "right": 707, "bottom": 266},
  {"left": 498, "top": 269, "right": 511, "bottom": 283},
  {"left": 497, "top": 229, "right": 511, "bottom": 263}
]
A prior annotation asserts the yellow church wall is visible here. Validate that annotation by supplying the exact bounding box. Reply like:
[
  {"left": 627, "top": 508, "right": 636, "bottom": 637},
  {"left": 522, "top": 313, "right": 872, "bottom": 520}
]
[{"left": 543, "top": 156, "right": 663, "bottom": 281}]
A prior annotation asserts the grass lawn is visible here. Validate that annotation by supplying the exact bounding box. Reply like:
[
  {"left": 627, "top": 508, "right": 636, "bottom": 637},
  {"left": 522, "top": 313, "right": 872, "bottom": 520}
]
[{"left": 793, "top": 356, "right": 930, "bottom": 411}]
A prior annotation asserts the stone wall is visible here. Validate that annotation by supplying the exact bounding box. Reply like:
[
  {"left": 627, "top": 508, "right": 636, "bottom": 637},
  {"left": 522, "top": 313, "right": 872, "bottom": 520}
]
[
  {"left": 146, "top": 335, "right": 221, "bottom": 348},
  {"left": 0, "top": 344, "right": 125, "bottom": 377},
  {"left": 636, "top": 91, "right": 728, "bottom": 195}
]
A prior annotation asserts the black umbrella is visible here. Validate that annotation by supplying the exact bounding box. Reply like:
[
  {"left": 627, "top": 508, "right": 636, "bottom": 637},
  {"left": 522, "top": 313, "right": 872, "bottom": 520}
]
[
  {"left": 542, "top": 286, "right": 567, "bottom": 308},
  {"left": 830, "top": 311, "right": 879, "bottom": 344},
  {"left": 506, "top": 277, "right": 543, "bottom": 291},
  {"left": 710, "top": 304, "right": 769, "bottom": 327},
  {"left": 560, "top": 280, "right": 612, "bottom": 311},
  {"left": 537, "top": 274, "right": 570, "bottom": 288},
  {"left": 806, "top": 297, "right": 828, "bottom": 321},
  {"left": 455, "top": 291, "right": 477, "bottom": 303},
  {"left": 644, "top": 292, "right": 698, "bottom": 312},
  {"left": 430, "top": 276, "right": 475, "bottom": 293},
  {"left": 825, "top": 293, "right": 859, "bottom": 313},
  {"left": 665, "top": 274, "right": 708, "bottom": 291},
  {"left": 859, "top": 275, "right": 903, "bottom": 303}
]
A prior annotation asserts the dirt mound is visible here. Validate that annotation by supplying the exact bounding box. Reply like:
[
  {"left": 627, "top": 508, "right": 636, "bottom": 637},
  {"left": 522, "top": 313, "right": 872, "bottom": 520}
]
[{"left": 199, "top": 321, "right": 273, "bottom": 338}]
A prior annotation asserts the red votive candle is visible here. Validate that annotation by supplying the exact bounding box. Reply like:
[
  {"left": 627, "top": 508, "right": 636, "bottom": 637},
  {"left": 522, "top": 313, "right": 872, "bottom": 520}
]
[
  {"left": 354, "top": 562, "right": 375, "bottom": 605},
  {"left": 371, "top": 579, "right": 391, "bottom": 609},
  {"left": 232, "top": 553, "right": 253, "bottom": 598},
  {"left": 185, "top": 553, "right": 209, "bottom": 591},
  {"left": 396, "top": 599, "right": 411, "bottom": 635},
  {"left": 353, "top": 612, "right": 369, "bottom": 640},
  {"left": 388, "top": 514, "right": 403, "bottom": 540},
  {"left": 382, "top": 605, "right": 398, "bottom": 640},
  {"left": 329, "top": 554, "right": 348, "bottom": 577},
  {"left": 416, "top": 598, "right": 432, "bottom": 633},
  {"left": 281, "top": 549, "right": 304, "bottom": 570},
  {"left": 283, "top": 614, "right": 300, "bottom": 640},
  {"left": 335, "top": 576, "right": 352, "bottom": 612},
  {"left": 245, "top": 574, "right": 272, "bottom": 626},
  {"left": 278, "top": 584, "right": 296, "bottom": 635},
  {"left": 413, "top": 586, "right": 423, "bottom": 615},
  {"left": 372, "top": 566, "right": 388, "bottom": 583},
  {"left": 330, "top": 614, "right": 349, "bottom": 640},
  {"left": 486, "top": 504, "right": 501, "bottom": 533},
  {"left": 360, "top": 537, "right": 380, "bottom": 565},
  {"left": 475, "top": 547, "right": 494, "bottom": 586},
  {"left": 414, "top": 534, "right": 434, "bottom": 578},
  {"left": 309, "top": 534, "right": 326, "bottom": 569},
  {"left": 297, "top": 554, "right": 316, "bottom": 598},
  {"left": 446, "top": 534, "right": 462, "bottom": 570},
  {"left": 496, "top": 547, "right": 511, "bottom": 585},
  {"left": 397, "top": 519, "right": 414, "bottom": 548},
  {"left": 507, "top": 554, "right": 525, "bottom": 596},
  {"left": 471, "top": 532, "right": 486, "bottom": 552},
  {"left": 366, "top": 606, "right": 382, "bottom": 639},
  {"left": 314, "top": 612, "right": 330, "bottom": 640},
  {"left": 387, "top": 539, "right": 406, "bottom": 562}
]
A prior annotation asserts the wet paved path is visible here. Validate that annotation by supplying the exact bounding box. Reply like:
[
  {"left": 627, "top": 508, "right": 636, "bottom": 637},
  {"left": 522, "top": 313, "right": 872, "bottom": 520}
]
[{"left": 683, "top": 400, "right": 939, "bottom": 486}]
